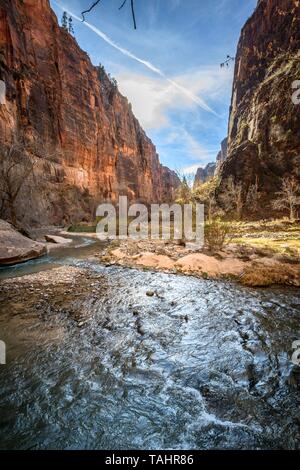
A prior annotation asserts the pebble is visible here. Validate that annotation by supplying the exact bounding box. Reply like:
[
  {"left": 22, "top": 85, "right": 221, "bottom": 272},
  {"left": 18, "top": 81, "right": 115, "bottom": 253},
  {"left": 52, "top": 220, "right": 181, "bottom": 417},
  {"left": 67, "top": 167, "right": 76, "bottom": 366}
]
[{"left": 146, "top": 291, "right": 155, "bottom": 297}]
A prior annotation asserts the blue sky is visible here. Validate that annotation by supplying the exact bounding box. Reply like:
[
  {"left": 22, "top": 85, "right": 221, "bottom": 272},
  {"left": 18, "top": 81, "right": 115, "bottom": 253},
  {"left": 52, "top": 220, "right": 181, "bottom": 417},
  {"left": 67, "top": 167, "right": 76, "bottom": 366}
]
[{"left": 50, "top": 0, "right": 257, "bottom": 173}]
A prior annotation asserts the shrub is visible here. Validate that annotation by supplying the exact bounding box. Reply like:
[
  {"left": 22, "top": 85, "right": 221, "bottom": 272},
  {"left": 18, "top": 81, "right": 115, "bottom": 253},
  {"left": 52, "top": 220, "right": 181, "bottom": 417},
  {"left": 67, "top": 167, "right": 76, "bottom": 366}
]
[{"left": 204, "top": 219, "right": 232, "bottom": 252}]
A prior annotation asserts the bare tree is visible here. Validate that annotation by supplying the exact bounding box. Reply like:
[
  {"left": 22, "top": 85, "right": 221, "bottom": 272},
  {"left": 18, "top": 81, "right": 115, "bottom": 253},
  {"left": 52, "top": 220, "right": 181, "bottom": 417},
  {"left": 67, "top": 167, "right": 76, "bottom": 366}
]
[
  {"left": 219, "top": 176, "right": 244, "bottom": 219},
  {"left": 81, "top": 0, "right": 137, "bottom": 29},
  {"left": 220, "top": 55, "right": 235, "bottom": 68},
  {"left": 0, "top": 144, "right": 36, "bottom": 226},
  {"left": 272, "top": 176, "right": 300, "bottom": 221},
  {"left": 246, "top": 176, "right": 261, "bottom": 214},
  {"left": 193, "top": 177, "right": 219, "bottom": 222}
]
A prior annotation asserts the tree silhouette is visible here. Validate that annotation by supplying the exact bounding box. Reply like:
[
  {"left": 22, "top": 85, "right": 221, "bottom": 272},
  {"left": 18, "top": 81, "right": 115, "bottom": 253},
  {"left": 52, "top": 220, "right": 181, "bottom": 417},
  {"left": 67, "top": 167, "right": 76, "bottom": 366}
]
[
  {"left": 61, "top": 11, "right": 68, "bottom": 30},
  {"left": 68, "top": 16, "right": 74, "bottom": 35},
  {"left": 220, "top": 55, "right": 235, "bottom": 68},
  {"left": 81, "top": 0, "right": 137, "bottom": 29}
]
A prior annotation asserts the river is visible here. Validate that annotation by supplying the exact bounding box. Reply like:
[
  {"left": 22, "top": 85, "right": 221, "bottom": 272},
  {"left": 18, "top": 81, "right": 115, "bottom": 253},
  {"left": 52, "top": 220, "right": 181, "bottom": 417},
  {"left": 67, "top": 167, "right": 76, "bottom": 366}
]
[{"left": 0, "top": 236, "right": 299, "bottom": 449}]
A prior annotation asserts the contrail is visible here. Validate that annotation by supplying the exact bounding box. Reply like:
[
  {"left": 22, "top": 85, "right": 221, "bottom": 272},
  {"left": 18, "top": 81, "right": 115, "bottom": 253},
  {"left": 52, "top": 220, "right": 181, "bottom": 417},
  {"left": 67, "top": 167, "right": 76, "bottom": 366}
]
[{"left": 53, "top": 2, "right": 217, "bottom": 115}]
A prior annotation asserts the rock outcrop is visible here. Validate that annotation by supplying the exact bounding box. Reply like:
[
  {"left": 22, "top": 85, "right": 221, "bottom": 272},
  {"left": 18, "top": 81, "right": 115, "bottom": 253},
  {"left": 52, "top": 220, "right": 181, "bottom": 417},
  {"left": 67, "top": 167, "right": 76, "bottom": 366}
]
[
  {"left": 215, "top": 138, "right": 228, "bottom": 176},
  {"left": 0, "top": 219, "right": 46, "bottom": 265},
  {"left": 219, "top": 0, "right": 300, "bottom": 212},
  {"left": 0, "top": 0, "right": 179, "bottom": 226},
  {"left": 194, "top": 162, "right": 216, "bottom": 186}
]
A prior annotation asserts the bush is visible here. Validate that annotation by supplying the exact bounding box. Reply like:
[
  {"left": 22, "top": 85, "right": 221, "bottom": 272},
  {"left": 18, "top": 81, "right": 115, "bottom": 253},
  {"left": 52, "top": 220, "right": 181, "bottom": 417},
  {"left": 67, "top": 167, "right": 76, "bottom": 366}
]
[{"left": 204, "top": 219, "right": 232, "bottom": 252}]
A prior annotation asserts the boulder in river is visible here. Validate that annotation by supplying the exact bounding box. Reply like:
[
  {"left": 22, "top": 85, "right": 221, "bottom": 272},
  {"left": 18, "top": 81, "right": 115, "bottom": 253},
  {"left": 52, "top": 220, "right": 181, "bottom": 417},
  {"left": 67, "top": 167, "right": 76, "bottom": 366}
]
[
  {"left": 45, "top": 235, "right": 73, "bottom": 244},
  {"left": 0, "top": 220, "right": 46, "bottom": 266}
]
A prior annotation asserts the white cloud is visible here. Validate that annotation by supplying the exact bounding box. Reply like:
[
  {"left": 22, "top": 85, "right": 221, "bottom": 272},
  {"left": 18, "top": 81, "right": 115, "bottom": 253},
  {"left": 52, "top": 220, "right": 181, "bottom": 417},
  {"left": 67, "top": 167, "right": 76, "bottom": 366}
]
[
  {"left": 54, "top": 1, "right": 216, "bottom": 114},
  {"left": 116, "top": 66, "right": 232, "bottom": 130}
]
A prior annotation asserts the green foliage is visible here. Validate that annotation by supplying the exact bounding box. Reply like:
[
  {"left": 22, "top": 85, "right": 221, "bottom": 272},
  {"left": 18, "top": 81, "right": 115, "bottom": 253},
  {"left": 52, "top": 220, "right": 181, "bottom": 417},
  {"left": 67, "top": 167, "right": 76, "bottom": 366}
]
[
  {"left": 98, "top": 64, "right": 106, "bottom": 81},
  {"left": 68, "top": 16, "right": 74, "bottom": 35},
  {"left": 61, "top": 11, "right": 68, "bottom": 30},
  {"left": 175, "top": 176, "right": 192, "bottom": 205},
  {"left": 97, "top": 64, "right": 118, "bottom": 90}
]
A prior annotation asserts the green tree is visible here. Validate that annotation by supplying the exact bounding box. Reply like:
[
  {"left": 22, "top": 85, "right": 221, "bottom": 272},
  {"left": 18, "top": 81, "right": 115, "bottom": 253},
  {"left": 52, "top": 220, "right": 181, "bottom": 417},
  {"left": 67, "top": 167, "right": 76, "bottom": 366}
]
[
  {"left": 68, "top": 16, "right": 74, "bottom": 35},
  {"left": 61, "top": 11, "right": 68, "bottom": 30},
  {"left": 175, "top": 175, "right": 193, "bottom": 205}
]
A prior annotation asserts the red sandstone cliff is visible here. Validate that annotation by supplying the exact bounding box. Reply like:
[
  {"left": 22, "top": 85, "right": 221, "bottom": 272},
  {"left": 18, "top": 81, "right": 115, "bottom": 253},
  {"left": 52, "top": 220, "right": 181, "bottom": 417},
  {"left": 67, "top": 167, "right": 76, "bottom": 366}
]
[
  {"left": 0, "top": 0, "right": 179, "bottom": 226},
  {"left": 219, "top": 0, "right": 300, "bottom": 212}
]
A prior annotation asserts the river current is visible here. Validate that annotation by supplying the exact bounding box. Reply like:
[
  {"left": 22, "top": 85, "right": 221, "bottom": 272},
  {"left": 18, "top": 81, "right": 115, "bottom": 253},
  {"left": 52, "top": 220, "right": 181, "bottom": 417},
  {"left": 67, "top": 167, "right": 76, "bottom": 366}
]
[{"left": 0, "top": 237, "right": 299, "bottom": 449}]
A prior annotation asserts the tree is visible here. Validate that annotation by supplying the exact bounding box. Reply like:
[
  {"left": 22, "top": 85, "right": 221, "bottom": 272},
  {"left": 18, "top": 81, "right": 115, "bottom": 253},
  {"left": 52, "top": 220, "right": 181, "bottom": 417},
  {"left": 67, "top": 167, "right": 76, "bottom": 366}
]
[
  {"left": 193, "top": 177, "right": 219, "bottom": 222},
  {"left": 61, "top": 11, "right": 68, "bottom": 30},
  {"left": 272, "top": 176, "right": 300, "bottom": 221},
  {"left": 246, "top": 176, "right": 261, "bottom": 214},
  {"left": 175, "top": 173, "right": 194, "bottom": 205},
  {"left": 219, "top": 176, "right": 244, "bottom": 219},
  {"left": 0, "top": 144, "right": 36, "bottom": 226},
  {"left": 220, "top": 55, "right": 235, "bottom": 68},
  {"left": 81, "top": 0, "right": 137, "bottom": 29},
  {"left": 68, "top": 16, "right": 74, "bottom": 35}
]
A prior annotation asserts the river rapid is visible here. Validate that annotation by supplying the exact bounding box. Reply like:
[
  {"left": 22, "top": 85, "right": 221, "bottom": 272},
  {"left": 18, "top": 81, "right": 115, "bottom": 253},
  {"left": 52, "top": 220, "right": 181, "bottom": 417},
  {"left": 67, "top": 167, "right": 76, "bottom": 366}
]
[{"left": 0, "top": 237, "right": 299, "bottom": 449}]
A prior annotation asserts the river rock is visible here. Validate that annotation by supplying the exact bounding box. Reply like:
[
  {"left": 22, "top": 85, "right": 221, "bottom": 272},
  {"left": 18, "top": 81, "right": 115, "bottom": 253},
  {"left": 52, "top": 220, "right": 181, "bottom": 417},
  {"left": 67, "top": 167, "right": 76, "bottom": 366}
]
[
  {"left": 0, "top": 220, "right": 46, "bottom": 266},
  {"left": 45, "top": 235, "right": 73, "bottom": 244},
  {"left": 146, "top": 291, "right": 155, "bottom": 297}
]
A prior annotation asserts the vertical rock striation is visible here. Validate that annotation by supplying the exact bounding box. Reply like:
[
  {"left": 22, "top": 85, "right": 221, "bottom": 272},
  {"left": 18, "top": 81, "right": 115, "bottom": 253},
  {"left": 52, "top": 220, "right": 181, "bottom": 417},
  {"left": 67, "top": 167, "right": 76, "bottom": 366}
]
[
  {"left": 0, "top": 0, "right": 179, "bottom": 225},
  {"left": 219, "top": 0, "right": 300, "bottom": 211}
]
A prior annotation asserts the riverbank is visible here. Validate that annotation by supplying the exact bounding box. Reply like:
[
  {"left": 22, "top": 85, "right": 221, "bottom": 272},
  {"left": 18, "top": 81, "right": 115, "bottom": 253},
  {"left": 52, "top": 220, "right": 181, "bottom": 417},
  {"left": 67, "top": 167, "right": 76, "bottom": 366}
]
[
  {"left": 94, "top": 237, "right": 300, "bottom": 288},
  {"left": 1, "top": 218, "right": 299, "bottom": 287}
]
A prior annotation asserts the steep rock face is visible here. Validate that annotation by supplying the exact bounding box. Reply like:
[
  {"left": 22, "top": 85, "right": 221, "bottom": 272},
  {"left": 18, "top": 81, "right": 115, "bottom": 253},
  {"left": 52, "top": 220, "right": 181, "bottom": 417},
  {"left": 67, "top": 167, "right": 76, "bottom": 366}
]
[
  {"left": 215, "top": 138, "right": 228, "bottom": 176},
  {"left": 219, "top": 0, "right": 300, "bottom": 210},
  {"left": 194, "top": 162, "right": 216, "bottom": 186},
  {"left": 0, "top": 0, "right": 178, "bottom": 226}
]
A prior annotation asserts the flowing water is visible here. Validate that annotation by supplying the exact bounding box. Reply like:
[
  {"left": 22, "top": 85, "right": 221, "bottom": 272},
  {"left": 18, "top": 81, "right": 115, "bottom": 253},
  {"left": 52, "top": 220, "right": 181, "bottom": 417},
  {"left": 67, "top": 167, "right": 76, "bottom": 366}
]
[{"left": 0, "top": 237, "right": 299, "bottom": 449}]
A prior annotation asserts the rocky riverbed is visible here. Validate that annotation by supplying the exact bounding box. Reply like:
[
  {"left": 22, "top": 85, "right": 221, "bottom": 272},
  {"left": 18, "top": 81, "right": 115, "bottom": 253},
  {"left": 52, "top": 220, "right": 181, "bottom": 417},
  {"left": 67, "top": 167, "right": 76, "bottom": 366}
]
[{"left": 0, "top": 252, "right": 300, "bottom": 449}]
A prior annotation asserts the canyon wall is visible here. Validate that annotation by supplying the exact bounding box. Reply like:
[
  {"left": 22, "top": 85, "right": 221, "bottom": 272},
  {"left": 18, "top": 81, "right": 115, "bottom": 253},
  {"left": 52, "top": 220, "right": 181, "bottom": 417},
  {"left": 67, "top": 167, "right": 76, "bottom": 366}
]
[
  {"left": 0, "top": 0, "right": 179, "bottom": 226},
  {"left": 194, "top": 163, "right": 216, "bottom": 186},
  {"left": 219, "top": 0, "right": 300, "bottom": 212}
]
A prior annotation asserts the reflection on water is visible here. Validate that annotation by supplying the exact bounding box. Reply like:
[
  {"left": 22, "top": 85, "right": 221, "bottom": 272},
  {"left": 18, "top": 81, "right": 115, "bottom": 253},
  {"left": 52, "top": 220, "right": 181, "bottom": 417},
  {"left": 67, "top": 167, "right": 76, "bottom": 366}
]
[{"left": 0, "top": 242, "right": 299, "bottom": 450}]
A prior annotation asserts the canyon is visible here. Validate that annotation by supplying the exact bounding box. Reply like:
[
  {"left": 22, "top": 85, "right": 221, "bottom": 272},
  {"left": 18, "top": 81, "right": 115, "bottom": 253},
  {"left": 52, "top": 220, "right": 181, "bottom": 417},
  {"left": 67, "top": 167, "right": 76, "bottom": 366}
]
[
  {"left": 0, "top": 0, "right": 179, "bottom": 227},
  {"left": 218, "top": 0, "right": 300, "bottom": 210},
  {"left": 194, "top": 0, "right": 300, "bottom": 216}
]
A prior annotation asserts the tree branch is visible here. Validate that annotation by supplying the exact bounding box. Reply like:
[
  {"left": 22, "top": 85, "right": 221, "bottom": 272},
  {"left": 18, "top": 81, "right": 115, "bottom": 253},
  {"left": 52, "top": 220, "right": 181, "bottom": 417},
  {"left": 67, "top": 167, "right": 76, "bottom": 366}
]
[
  {"left": 81, "top": 0, "right": 102, "bottom": 21},
  {"left": 82, "top": 0, "right": 137, "bottom": 28},
  {"left": 130, "top": 0, "right": 137, "bottom": 29}
]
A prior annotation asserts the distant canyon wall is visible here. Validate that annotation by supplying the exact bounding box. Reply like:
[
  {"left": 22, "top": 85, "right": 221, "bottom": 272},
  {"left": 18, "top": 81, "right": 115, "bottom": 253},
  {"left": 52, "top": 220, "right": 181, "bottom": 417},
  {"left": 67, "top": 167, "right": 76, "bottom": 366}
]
[{"left": 218, "top": 0, "right": 300, "bottom": 211}]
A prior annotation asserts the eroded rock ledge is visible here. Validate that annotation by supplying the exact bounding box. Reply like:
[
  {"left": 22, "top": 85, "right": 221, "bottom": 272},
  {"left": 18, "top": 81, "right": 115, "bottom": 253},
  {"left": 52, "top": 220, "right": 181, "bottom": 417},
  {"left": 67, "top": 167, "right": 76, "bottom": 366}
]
[{"left": 0, "top": 219, "right": 46, "bottom": 265}]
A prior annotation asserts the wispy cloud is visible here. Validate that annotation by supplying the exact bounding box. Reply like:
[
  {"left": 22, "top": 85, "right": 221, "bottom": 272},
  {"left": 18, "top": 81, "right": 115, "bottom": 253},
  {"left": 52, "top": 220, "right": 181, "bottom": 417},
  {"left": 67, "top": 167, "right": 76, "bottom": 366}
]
[
  {"left": 53, "top": 1, "right": 218, "bottom": 115},
  {"left": 156, "top": 126, "right": 220, "bottom": 175},
  {"left": 116, "top": 66, "right": 232, "bottom": 129}
]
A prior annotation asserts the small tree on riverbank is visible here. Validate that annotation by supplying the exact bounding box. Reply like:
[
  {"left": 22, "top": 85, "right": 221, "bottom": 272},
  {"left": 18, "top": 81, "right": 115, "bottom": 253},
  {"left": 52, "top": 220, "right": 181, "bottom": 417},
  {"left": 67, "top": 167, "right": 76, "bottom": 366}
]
[
  {"left": 272, "top": 176, "right": 300, "bottom": 221},
  {"left": 193, "top": 177, "right": 220, "bottom": 222},
  {"left": 219, "top": 177, "right": 244, "bottom": 220}
]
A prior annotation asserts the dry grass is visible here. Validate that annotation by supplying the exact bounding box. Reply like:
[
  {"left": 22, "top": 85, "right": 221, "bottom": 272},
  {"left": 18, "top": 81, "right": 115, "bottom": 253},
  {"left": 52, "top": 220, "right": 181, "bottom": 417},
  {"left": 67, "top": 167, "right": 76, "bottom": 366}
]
[{"left": 241, "top": 262, "right": 300, "bottom": 287}]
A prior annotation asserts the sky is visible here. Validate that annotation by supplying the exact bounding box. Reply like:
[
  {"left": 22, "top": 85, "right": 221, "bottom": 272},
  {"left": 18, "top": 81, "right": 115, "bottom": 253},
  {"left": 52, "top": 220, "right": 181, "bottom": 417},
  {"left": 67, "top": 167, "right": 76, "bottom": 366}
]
[{"left": 50, "top": 0, "right": 257, "bottom": 174}]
